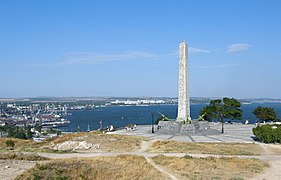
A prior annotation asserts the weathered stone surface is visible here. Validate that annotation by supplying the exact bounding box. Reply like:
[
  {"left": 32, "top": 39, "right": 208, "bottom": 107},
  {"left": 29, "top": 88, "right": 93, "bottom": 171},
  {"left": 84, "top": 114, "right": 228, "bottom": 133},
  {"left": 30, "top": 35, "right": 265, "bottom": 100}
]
[
  {"left": 158, "top": 121, "right": 181, "bottom": 133},
  {"left": 157, "top": 121, "right": 219, "bottom": 135},
  {"left": 176, "top": 41, "right": 191, "bottom": 122}
]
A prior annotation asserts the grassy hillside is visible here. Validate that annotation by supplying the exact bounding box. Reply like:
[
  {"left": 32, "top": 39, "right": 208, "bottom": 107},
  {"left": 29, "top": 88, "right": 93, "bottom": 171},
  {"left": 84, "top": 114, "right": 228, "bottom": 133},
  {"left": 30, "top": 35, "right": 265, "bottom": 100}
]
[
  {"left": 149, "top": 140, "right": 265, "bottom": 155},
  {"left": 16, "top": 155, "right": 165, "bottom": 180},
  {"left": 152, "top": 155, "right": 269, "bottom": 179}
]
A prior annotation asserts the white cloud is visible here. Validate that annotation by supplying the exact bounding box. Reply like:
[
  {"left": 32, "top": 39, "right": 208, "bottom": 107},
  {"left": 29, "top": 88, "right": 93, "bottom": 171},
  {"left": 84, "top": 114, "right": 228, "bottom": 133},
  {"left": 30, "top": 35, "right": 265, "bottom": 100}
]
[
  {"left": 23, "top": 43, "right": 248, "bottom": 67},
  {"left": 226, "top": 43, "right": 251, "bottom": 53},
  {"left": 60, "top": 51, "right": 159, "bottom": 65},
  {"left": 189, "top": 47, "right": 211, "bottom": 54}
]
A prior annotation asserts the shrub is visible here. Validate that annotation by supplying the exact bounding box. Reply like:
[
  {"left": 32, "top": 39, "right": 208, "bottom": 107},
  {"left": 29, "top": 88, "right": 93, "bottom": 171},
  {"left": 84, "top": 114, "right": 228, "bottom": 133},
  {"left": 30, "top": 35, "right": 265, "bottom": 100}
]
[
  {"left": 6, "top": 139, "right": 15, "bottom": 149},
  {"left": 253, "top": 124, "right": 281, "bottom": 143}
]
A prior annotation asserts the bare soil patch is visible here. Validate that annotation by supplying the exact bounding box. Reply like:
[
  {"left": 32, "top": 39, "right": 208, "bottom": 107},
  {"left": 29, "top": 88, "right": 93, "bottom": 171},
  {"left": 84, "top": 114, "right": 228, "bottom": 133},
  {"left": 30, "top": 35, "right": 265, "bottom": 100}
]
[
  {"left": 259, "top": 143, "right": 281, "bottom": 155},
  {"left": 0, "top": 160, "right": 37, "bottom": 180}
]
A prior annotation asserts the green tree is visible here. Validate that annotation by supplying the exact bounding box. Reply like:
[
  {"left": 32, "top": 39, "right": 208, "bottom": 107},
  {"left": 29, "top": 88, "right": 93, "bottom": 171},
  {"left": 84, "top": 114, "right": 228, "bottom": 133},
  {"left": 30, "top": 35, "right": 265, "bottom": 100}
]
[
  {"left": 200, "top": 97, "right": 243, "bottom": 133},
  {"left": 34, "top": 124, "right": 42, "bottom": 132},
  {"left": 25, "top": 125, "right": 33, "bottom": 139},
  {"left": 7, "top": 126, "right": 13, "bottom": 137},
  {"left": 14, "top": 127, "right": 27, "bottom": 139},
  {"left": 253, "top": 106, "right": 277, "bottom": 123}
]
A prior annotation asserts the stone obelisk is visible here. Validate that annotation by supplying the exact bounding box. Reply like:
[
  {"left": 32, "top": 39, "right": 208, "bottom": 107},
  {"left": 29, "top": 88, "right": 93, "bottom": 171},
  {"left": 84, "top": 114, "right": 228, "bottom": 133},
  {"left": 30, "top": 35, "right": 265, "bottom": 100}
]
[{"left": 176, "top": 41, "right": 191, "bottom": 122}]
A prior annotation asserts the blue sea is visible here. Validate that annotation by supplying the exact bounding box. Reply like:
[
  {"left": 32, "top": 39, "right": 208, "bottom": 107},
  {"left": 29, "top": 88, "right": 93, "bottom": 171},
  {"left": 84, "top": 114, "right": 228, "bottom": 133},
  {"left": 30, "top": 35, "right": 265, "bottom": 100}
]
[{"left": 60, "top": 103, "right": 281, "bottom": 132}]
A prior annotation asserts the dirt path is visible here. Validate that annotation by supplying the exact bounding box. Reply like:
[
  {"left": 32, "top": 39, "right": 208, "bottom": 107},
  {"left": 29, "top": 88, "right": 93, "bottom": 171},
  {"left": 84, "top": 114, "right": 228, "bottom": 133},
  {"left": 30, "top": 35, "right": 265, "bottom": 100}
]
[
  {"left": 249, "top": 143, "right": 281, "bottom": 180},
  {"left": 140, "top": 140, "right": 179, "bottom": 180},
  {"left": 0, "top": 160, "right": 37, "bottom": 180},
  {"left": 251, "top": 160, "right": 281, "bottom": 180},
  {"left": 145, "top": 156, "right": 178, "bottom": 180},
  {"left": 137, "top": 139, "right": 156, "bottom": 153}
]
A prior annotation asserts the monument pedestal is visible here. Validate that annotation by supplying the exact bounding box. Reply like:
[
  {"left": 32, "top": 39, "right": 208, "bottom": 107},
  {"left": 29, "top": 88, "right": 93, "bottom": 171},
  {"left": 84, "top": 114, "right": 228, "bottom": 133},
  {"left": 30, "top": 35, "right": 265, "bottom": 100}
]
[{"left": 157, "top": 120, "right": 220, "bottom": 135}]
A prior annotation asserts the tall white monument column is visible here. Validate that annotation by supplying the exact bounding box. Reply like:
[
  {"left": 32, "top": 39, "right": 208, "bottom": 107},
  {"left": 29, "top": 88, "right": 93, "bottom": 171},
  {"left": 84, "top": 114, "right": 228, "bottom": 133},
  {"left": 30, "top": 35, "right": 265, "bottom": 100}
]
[{"left": 176, "top": 41, "right": 191, "bottom": 122}]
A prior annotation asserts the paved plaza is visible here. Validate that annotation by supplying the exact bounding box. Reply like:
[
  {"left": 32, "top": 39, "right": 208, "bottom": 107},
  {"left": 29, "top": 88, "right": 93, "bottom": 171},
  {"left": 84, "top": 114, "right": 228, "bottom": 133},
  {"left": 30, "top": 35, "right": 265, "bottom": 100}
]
[{"left": 112, "top": 123, "right": 256, "bottom": 143}]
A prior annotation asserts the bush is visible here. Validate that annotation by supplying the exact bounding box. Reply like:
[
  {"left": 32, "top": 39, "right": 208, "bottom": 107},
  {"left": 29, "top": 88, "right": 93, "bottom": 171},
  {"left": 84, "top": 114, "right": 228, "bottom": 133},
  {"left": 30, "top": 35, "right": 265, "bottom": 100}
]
[
  {"left": 253, "top": 124, "right": 281, "bottom": 143},
  {"left": 6, "top": 139, "right": 15, "bottom": 149}
]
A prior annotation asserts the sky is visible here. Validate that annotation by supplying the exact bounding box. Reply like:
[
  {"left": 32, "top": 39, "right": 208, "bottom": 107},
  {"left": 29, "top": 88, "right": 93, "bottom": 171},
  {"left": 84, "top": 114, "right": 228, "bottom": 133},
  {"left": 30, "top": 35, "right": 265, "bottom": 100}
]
[{"left": 0, "top": 0, "right": 281, "bottom": 99}]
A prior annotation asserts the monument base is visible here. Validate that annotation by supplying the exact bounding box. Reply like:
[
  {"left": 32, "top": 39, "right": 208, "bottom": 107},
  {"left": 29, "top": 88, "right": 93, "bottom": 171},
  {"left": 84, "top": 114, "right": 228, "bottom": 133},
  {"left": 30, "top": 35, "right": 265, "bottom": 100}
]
[
  {"left": 157, "top": 120, "right": 220, "bottom": 136},
  {"left": 175, "top": 116, "right": 191, "bottom": 123}
]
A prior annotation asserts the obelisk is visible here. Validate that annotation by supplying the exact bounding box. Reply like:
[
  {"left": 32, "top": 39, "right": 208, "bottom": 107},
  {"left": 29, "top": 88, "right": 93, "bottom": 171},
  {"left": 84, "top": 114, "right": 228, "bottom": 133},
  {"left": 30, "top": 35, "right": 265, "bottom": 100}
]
[{"left": 176, "top": 41, "right": 191, "bottom": 122}]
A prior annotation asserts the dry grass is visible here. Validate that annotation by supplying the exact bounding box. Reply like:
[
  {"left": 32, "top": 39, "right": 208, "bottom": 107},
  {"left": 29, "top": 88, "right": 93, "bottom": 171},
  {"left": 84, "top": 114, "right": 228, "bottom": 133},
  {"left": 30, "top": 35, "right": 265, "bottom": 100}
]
[
  {"left": 0, "top": 152, "right": 49, "bottom": 161},
  {"left": 78, "top": 133, "right": 146, "bottom": 152},
  {"left": 149, "top": 140, "right": 264, "bottom": 155},
  {"left": 0, "top": 132, "right": 146, "bottom": 153},
  {"left": 0, "top": 138, "right": 42, "bottom": 149},
  {"left": 0, "top": 138, "right": 70, "bottom": 153},
  {"left": 48, "top": 132, "right": 146, "bottom": 152},
  {"left": 0, "top": 138, "right": 45, "bottom": 151},
  {"left": 16, "top": 155, "right": 165, "bottom": 180},
  {"left": 152, "top": 155, "right": 269, "bottom": 180}
]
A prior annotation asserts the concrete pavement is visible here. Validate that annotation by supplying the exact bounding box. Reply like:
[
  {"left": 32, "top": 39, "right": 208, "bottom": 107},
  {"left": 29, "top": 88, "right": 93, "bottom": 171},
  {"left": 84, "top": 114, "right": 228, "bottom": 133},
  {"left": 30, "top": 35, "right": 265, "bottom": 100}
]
[{"left": 111, "top": 123, "right": 256, "bottom": 143}]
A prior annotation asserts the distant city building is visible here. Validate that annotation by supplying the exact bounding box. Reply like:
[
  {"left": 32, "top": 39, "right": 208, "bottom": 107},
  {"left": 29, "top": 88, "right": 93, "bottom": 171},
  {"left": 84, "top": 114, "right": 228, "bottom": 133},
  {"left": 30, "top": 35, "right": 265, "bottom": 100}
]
[{"left": 110, "top": 99, "right": 165, "bottom": 105}]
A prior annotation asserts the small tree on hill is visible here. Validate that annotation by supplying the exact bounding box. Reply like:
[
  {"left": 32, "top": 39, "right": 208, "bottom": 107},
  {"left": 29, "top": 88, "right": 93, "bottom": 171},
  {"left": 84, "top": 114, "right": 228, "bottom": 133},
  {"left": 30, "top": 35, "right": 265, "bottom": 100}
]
[
  {"left": 200, "top": 97, "right": 243, "bottom": 133},
  {"left": 253, "top": 106, "right": 277, "bottom": 123}
]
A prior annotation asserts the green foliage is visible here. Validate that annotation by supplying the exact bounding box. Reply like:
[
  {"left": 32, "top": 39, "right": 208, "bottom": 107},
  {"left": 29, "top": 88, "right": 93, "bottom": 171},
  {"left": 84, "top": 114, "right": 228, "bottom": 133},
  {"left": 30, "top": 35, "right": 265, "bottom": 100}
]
[
  {"left": 199, "top": 98, "right": 243, "bottom": 133},
  {"left": 1, "top": 124, "right": 34, "bottom": 139},
  {"left": 34, "top": 124, "right": 42, "bottom": 132},
  {"left": 253, "top": 106, "right": 277, "bottom": 122},
  {"left": 26, "top": 125, "right": 33, "bottom": 139},
  {"left": 57, "top": 130, "right": 62, "bottom": 135},
  {"left": 253, "top": 124, "right": 281, "bottom": 143},
  {"left": 6, "top": 139, "right": 15, "bottom": 149},
  {"left": 199, "top": 106, "right": 214, "bottom": 121},
  {"left": 14, "top": 126, "right": 27, "bottom": 139},
  {"left": 200, "top": 97, "right": 243, "bottom": 122},
  {"left": 46, "top": 128, "right": 61, "bottom": 135}
]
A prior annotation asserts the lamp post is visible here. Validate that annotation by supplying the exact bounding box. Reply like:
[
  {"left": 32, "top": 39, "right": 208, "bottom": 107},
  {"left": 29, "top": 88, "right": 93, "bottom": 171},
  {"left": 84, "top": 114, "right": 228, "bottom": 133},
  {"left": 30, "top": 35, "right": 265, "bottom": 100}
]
[
  {"left": 100, "top": 120, "right": 102, "bottom": 130},
  {"left": 220, "top": 114, "right": 224, "bottom": 134},
  {"left": 151, "top": 113, "right": 155, "bottom": 133},
  {"left": 221, "top": 120, "right": 224, "bottom": 134}
]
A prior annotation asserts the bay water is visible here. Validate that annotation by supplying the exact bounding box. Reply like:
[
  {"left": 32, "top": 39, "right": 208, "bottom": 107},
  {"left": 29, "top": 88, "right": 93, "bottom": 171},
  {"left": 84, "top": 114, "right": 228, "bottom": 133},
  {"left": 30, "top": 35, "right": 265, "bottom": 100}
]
[{"left": 61, "top": 103, "right": 281, "bottom": 132}]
